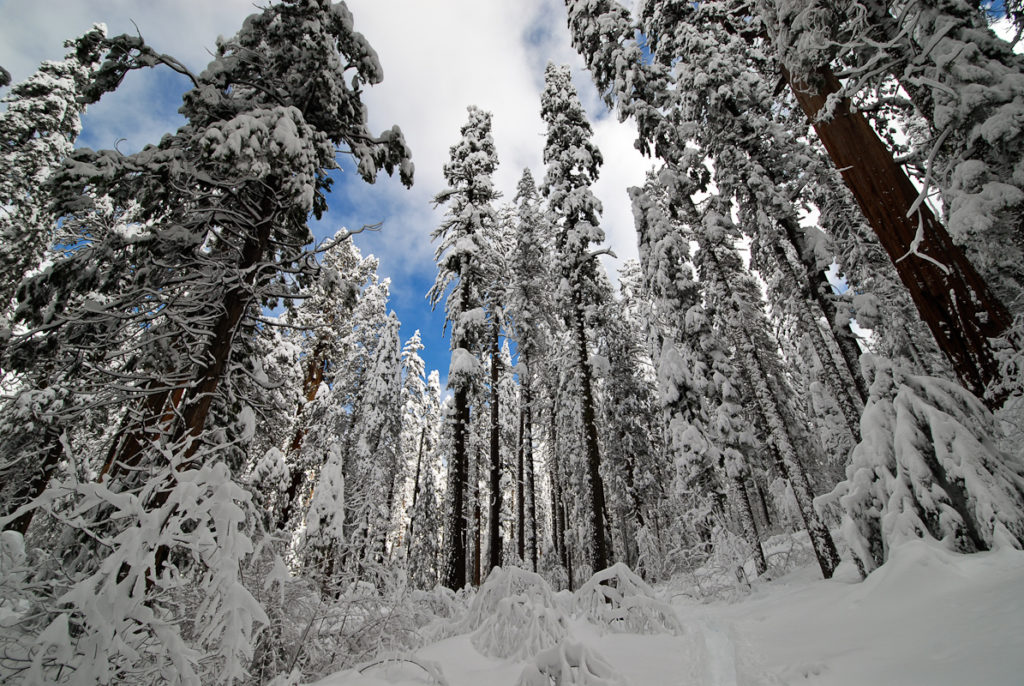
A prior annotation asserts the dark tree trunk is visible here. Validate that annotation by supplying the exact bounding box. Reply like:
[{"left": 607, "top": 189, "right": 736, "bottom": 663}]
[
  {"left": 442, "top": 386, "right": 470, "bottom": 590},
  {"left": 733, "top": 476, "right": 767, "bottom": 577},
  {"left": 786, "top": 66, "right": 1012, "bottom": 402},
  {"left": 276, "top": 350, "right": 329, "bottom": 530},
  {"left": 756, "top": 480, "right": 772, "bottom": 532},
  {"left": 488, "top": 320, "right": 502, "bottom": 572},
  {"left": 473, "top": 478, "right": 482, "bottom": 586},
  {"left": 572, "top": 297, "right": 608, "bottom": 573},
  {"left": 405, "top": 427, "right": 427, "bottom": 549},
  {"left": 516, "top": 398, "right": 526, "bottom": 562}
]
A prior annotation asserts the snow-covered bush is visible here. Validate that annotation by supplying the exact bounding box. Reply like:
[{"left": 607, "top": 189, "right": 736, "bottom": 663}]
[
  {"left": 573, "top": 563, "right": 683, "bottom": 635},
  {"left": 446, "top": 566, "right": 569, "bottom": 659},
  {"left": 516, "top": 640, "right": 625, "bottom": 686},
  {"left": 821, "top": 355, "right": 1024, "bottom": 575},
  {"left": 471, "top": 594, "right": 569, "bottom": 660},
  {"left": 458, "top": 566, "right": 560, "bottom": 631}
]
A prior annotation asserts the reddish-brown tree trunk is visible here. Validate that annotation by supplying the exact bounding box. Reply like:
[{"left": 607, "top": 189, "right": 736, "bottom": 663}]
[{"left": 786, "top": 67, "right": 1012, "bottom": 401}]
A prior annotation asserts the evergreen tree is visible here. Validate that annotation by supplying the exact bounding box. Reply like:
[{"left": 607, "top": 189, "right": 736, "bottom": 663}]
[
  {"left": 540, "top": 62, "right": 613, "bottom": 575},
  {"left": 0, "top": 26, "right": 103, "bottom": 316},
  {"left": 824, "top": 354, "right": 1024, "bottom": 576},
  {"left": 429, "top": 105, "right": 499, "bottom": 589},
  {"left": 406, "top": 370, "right": 444, "bottom": 589},
  {"left": 0, "top": 2, "right": 411, "bottom": 681},
  {"left": 565, "top": 0, "right": 1014, "bottom": 401},
  {"left": 507, "top": 169, "right": 554, "bottom": 572}
]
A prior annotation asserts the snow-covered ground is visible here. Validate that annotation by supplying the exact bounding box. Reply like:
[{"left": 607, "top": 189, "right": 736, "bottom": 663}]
[{"left": 312, "top": 540, "right": 1024, "bottom": 686}]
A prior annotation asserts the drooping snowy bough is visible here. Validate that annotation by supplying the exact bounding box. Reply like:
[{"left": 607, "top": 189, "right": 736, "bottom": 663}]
[
  {"left": 573, "top": 563, "right": 683, "bottom": 636},
  {"left": 822, "top": 355, "right": 1024, "bottom": 576}
]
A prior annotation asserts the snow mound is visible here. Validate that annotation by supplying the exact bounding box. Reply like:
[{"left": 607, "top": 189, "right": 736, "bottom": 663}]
[
  {"left": 516, "top": 640, "right": 626, "bottom": 686},
  {"left": 458, "top": 566, "right": 569, "bottom": 659},
  {"left": 574, "top": 563, "right": 683, "bottom": 635}
]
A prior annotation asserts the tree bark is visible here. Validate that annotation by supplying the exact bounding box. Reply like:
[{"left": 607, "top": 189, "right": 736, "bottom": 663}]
[
  {"left": 733, "top": 476, "right": 767, "bottom": 577},
  {"left": 786, "top": 66, "right": 1012, "bottom": 402},
  {"left": 405, "top": 426, "right": 427, "bottom": 551},
  {"left": 572, "top": 297, "right": 609, "bottom": 573},
  {"left": 517, "top": 396, "right": 526, "bottom": 562},
  {"left": 488, "top": 319, "right": 502, "bottom": 572},
  {"left": 441, "top": 386, "right": 470, "bottom": 590}
]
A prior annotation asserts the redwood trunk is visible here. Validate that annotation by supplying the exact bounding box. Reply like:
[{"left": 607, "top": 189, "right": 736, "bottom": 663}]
[{"left": 786, "top": 67, "right": 1011, "bottom": 401}]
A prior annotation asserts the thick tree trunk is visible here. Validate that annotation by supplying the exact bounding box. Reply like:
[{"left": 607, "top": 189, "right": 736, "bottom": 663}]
[
  {"left": 488, "top": 320, "right": 502, "bottom": 572},
  {"left": 733, "top": 476, "right": 767, "bottom": 577},
  {"left": 442, "top": 386, "right": 470, "bottom": 590},
  {"left": 572, "top": 297, "right": 608, "bottom": 573},
  {"left": 786, "top": 66, "right": 1012, "bottom": 401},
  {"left": 517, "top": 399, "right": 526, "bottom": 562},
  {"left": 276, "top": 351, "right": 328, "bottom": 530}
]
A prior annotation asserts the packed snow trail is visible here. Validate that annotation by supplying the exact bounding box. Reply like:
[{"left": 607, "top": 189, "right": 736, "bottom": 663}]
[{"left": 311, "top": 540, "right": 1024, "bottom": 686}]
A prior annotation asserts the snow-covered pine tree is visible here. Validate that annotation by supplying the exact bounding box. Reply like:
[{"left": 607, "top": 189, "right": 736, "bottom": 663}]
[
  {"left": 751, "top": 0, "right": 1014, "bottom": 399},
  {"left": 272, "top": 238, "right": 380, "bottom": 531},
  {"left": 507, "top": 168, "right": 555, "bottom": 572},
  {"left": 429, "top": 105, "right": 499, "bottom": 589},
  {"left": 565, "top": 0, "right": 1014, "bottom": 401},
  {"left": 0, "top": 26, "right": 103, "bottom": 317},
  {"left": 406, "top": 370, "right": 444, "bottom": 589},
  {"left": 0, "top": 27, "right": 106, "bottom": 535},
  {"left": 298, "top": 274, "right": 392, "bottom": 580},
  {"left": 540, "top": 62, "right": 613, "bottom": 576},
  {"left": 697, "top": 198, "right": 840, "bottom": 579},
  {"left": 594, "top": 268, "right": 665, "bottom": 574},
  {"left": 824, "top": 354, "right": 1024, "bottom": 576},
  {"left": 0, "top": 2, "right": 412, "bottom": 682},
  {"left": 777, "top": 0, "right": 1024, "bottom": 314},
  {"left": 630, "top": 172, "right": 767, "bottom": 577},
  {"left": 481, "top": 200, "right": 514, "bottom": 573}
]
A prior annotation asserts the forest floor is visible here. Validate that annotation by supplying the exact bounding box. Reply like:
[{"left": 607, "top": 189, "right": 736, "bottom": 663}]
[{"left": 311, "top": 538, "right": 1024, "bottom": 686}]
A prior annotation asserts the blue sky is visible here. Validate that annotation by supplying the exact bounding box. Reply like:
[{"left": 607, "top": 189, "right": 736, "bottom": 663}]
[{"left": 1, "top": 0, "right": 650, "bottom": 385}]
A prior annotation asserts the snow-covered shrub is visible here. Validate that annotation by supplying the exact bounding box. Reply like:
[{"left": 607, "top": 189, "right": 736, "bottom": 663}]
[
  {"left": 516, "top": 640, "right": 625, "bottom": 686},
  {"left": 409, "top": 586, "right": 462, "bottom": 623},
  {"left": 471, "top": 594, "right": 569, "bottom": 660},
  {"left": 445, "top": 566, "right": 569, "bottom": 659},
  {"left": 573, "top": 563, "right": 683, "bottom": 635},
  {"left": 821, "top": 355, "right": 1024, "bottom": 575},
  {"left": 459, "top": 565, "right": 561, "bottom": 631}
]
